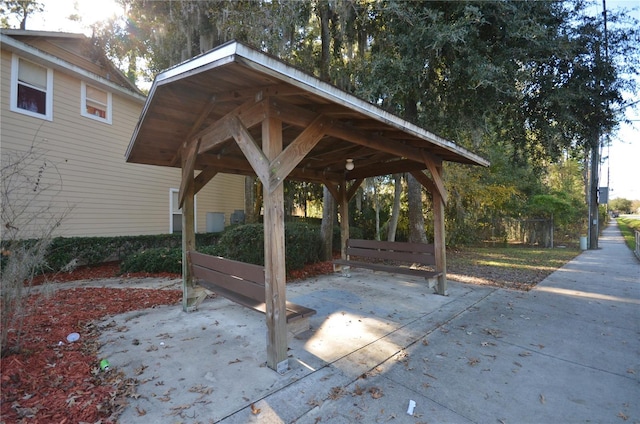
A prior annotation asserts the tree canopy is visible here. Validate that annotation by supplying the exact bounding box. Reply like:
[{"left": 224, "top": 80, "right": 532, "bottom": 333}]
[{"left": 6, "top": 0, "right": 636, "bottom": 245}]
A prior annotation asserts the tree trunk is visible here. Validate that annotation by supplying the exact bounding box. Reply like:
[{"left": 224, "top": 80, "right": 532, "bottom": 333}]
[
  {"left": 373, "top": 179, "right": 380, "bottom": 240},
  {"left": 318, "top": 1, "right": 331, "bottom": 81},
  {"left": 244, "top": 176, "right": 257, "bottom": 223},
  {"left": 403, "top": 95, "right": 426, "bottom": 244},
  {"left": 320, "top": 186, "right": 335, "bottom": 261},
  {"left": 387, "top": 173, "right": 402, "bottom": 242},
  {"left": 408, "top": 173, "right": 428, "bottom": 244}
]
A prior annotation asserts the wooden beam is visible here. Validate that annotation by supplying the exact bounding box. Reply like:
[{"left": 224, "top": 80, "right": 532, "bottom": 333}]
[
  {"left": 228, "top": 116, "right": 271, "bottom": 188},
  {"left": 409, "top": 170, "right": 438, "bottom": 200},
  {"left": 197, "top": 153, "right": 343, "bottom": 184},
  {"left": 268, "top": 115, "right": 327, "bottom": 191},
  {"left": 346, "top": 178, "right": 364, "bottom": 202},
  {"left": 262, "top": 116, "right": 289, "bottom": 373},
  {"left": 268, "top": 98, "right": 427, "bottom": 164},
  {"left": 432, "top": 186, "right": 447, "bottom": 296},
  {"left": 323, "top": 181, "right": 340, "bottom": 202},
  {"left": 213, "top": 83, "right": 305, "bottom": 103},
  {"left": 178, "top": 138, "right": 200, "bottom": 208},
  {"left": 196, "top": 98, "right": 268, "bottom": 155},
  {"left": 194, "top": 167, "right": 219, "bottom": 195},
  {"left": 348, "top": 159, "right": 425, "bottom": 180},
  {"left": 421, "top": 152, "right": 448, "bottom": 204}
]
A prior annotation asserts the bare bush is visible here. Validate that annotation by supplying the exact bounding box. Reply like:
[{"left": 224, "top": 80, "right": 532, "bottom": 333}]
[{"left": 1, "top": 140, "right": 70, "bottom": 355}]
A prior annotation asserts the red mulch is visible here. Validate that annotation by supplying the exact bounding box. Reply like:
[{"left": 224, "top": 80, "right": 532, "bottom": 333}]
[{"left": 0, "top": 260, "right": 334, "bottom": 423}]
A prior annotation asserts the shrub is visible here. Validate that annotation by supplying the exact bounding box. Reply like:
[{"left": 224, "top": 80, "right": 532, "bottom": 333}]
[
  {"left": 120, "top": 247, "right": 183, "bottom": 274},
  {"left": 216, "top": 223, "right": 323, "bottom": 270},
  {"left": 1, "top": 233, "right": 221, "bottom": 275}
]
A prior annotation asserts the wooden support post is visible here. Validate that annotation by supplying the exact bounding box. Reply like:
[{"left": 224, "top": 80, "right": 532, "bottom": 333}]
[
  {"left": 181, "top": 159, "right": 201, "bottom": 311},
  {"left": 338, "top": 182, "right": 350, "bottom": 261},
  {"left": 432, "top": 178, "right": 447, "bottom": 296},
  {"left": 262, "top": 116, "right": 288, "bottom": 373}
]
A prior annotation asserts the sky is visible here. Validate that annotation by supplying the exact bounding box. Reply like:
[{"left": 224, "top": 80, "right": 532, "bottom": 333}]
[{"left": 7, "top": 0, "right": 640, "bottom": 201}]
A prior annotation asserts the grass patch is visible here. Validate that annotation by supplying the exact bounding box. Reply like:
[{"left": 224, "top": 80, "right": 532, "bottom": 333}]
[
  {"left": 447, "top": 246, "right": 581, "bottom": 290},
  {"left": 616, "top": 217, "right": 640, "bottom": 251}
]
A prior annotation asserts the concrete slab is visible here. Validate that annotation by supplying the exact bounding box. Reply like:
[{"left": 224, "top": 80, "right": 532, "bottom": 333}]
[{"left": 97, "top": 221, "right": 640, "bottom": 423}]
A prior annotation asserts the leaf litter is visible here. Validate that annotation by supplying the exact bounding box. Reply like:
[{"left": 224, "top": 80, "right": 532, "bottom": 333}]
[{"left": 0, "top": 264, "right": 181, "bottom": 423}]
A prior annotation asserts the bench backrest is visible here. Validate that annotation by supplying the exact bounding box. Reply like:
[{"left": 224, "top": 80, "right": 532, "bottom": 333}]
[
  {"left": 346, "top": 239, "right": 436, "bottom": 266},
  {"left": 189, "top": 251, "right": 265, "bottom": 302}
]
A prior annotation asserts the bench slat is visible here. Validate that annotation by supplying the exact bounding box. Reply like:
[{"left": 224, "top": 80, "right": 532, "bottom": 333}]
[
  {"left": 190, "top": 251, "right": 264, "bottom": 283},
  {"left": 188, "top": 251, "right": 317, "bottom": 325},
  {"left": 196, "top": 280, "right": 315, "bottom": 323},
  {"left": 347, "top": 246, "right": 435, "bottom": 265},
  {"left": 348, "top": 239, "right": 435, "bottom": 254},
  {"left": 192, "top": 264, "right": 264, "bottom": 301},
  {"left": 334, "top": 239, "right": 442, "bottom": 281},
  {"left": 334, "top": 259, "right": 442, "bottom": 279}
]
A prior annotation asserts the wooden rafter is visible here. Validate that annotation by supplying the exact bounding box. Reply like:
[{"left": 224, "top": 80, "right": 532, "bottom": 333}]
[
  {"left": 421, "top": 151, "right": 448, "bottom": 204},
  {"left": 196, "top": 98, "right": 267, "bottom": 155},
  {"left": 213, "top": 83, "right": 304, "bottom": 103},
  {"left": 268, "top": 115, "right": 328, "bottom": 191},
  {"left": 194, "top": 167, "right": 219, "bottom": 195},
  {"left": 268, "top": 98, "right": 428, "bottom": 164}
]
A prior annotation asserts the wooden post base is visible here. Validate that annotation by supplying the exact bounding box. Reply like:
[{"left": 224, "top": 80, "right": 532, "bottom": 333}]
[{"left": 183, "top": 286, "right": 211, "bottom": 312}]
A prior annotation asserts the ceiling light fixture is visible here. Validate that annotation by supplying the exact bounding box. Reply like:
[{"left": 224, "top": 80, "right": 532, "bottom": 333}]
[{"left": 345, "top": 158, "right": 354, "bottom": 171}]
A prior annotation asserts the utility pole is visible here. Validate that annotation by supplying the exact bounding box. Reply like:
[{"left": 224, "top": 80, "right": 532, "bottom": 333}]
[
  {"left": 589, "top": 130, "right": 600, "bottom": 249},
  {"left": 588, "top": 0, "right": 610, "bottom": 250}
]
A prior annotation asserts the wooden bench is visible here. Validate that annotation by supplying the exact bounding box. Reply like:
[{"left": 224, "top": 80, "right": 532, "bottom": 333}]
[
  {"left": 188, "top": 251, "right": 316, "bottom": 336},
  {"left": 333, "top": 239, "right": 442, "bottom": 287}
]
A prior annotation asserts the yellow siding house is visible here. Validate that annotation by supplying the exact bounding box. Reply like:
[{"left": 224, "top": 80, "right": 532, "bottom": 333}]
[{"left": 1, "top": 30, "right": 244, "bottom": 238}]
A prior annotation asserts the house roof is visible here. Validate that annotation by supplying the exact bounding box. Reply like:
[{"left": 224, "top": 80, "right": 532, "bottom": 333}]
[
  {"left": 126, "top": 41, "right": 488, "bottom": 185},
  {"left": 1, "top": 29, "right": 145, "bottom": 101}
]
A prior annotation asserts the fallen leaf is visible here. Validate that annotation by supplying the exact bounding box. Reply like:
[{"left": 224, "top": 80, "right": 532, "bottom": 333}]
[
  {"left": 369, "top": 387, "right": 384, "bottom": 399},
  {"left": 353, "top": 384, "right": 365, "bottom": 396},
  {"left": 617, "top": 411, "right": 628, "bottom": 420},
  {"left": 228, "top": 358, "right": 242, "bottom": 364},
  {"left": 329, "top": 386, "right": 346, "bottom": 400},
  {"left": 250, "top": 403, "right": 261, "bottom": 415},
  {"left": 468, "top": 357, "right": 480, "bottom": 366},
  {"left": 136, "top": 407, "right": 146, "bottom": 416},
  {"left": 539, "top": 394, "right": 545, "bottom": 404},
  {"left": 134, "top": 365, "right": 147, "bottom": 375}
]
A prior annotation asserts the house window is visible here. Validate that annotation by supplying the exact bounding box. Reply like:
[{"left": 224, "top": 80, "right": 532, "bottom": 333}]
[
  {"left": 10, "top": 55, "right": 53, "bottom": 120},
  {"left": 81, "top": 82, "right": 112, "bottom": 124},
  {"left": 170, "top": 188, "right": 196, "bottom": 234}
]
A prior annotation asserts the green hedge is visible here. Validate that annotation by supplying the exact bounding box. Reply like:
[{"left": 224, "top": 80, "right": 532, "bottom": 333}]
[
  {"left": 120, "top": 223, "right": 323, "bottom": 274},
  {"left": 216, "top": 222, "right": 323, "bottom": 270},
  {"left": 3, "top": 223, "right": 357, "bottom": 276},
  {"left": 1, "top": 233, "right": 221, "bottom": 274}
]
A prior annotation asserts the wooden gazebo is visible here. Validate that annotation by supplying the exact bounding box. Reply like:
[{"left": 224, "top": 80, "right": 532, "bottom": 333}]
[{"left": 126, "top": 41, "right": 488, "bottom": 372}]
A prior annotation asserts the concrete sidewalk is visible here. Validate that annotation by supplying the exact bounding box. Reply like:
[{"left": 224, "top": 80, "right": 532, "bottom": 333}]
[{"left": 99, "top": 221, "right": 639, "bottom": 423}]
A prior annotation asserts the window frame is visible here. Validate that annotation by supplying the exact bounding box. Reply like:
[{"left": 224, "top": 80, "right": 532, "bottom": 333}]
[
  {"left": 81, "top": 81, "right": 112, "bottom": 124},
  {"left": 10, "top": 54, "right": 53, "bottom": 121},
  {"left": 170, "top": 188, "right": 197, "bottom": 234}
]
